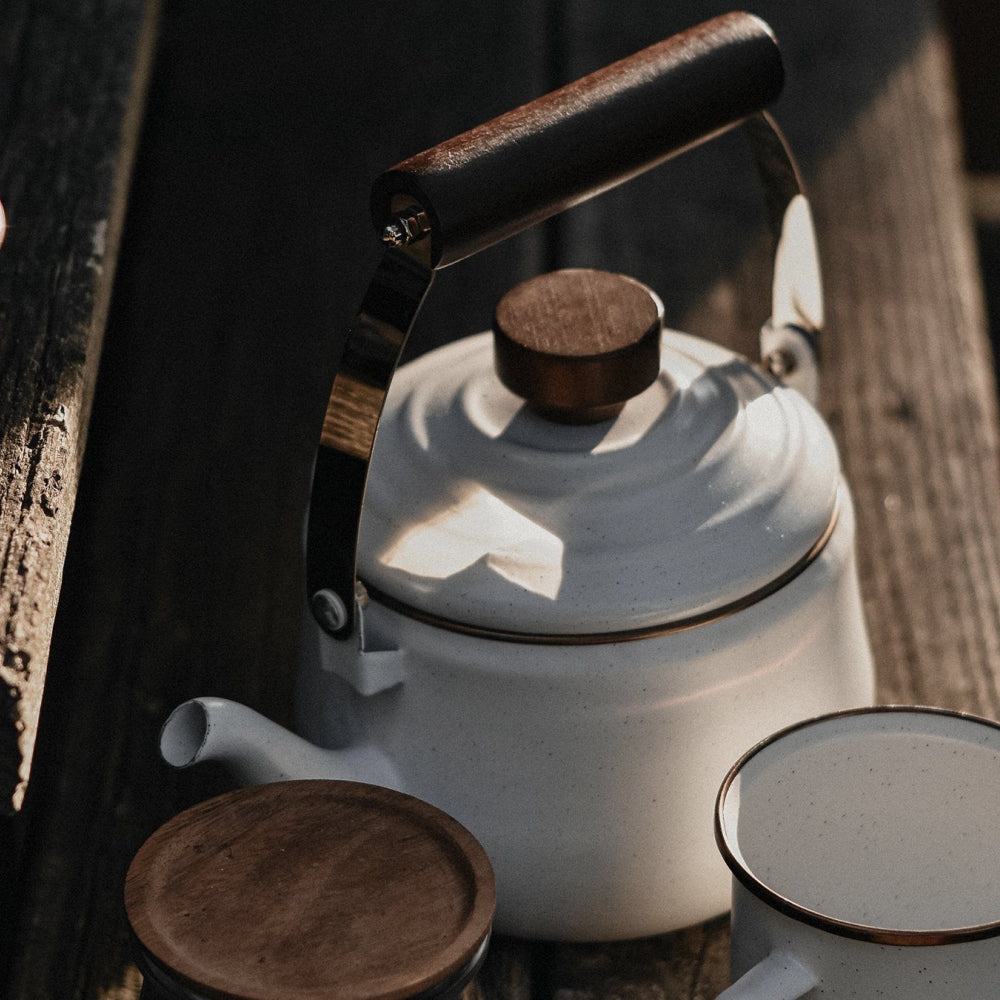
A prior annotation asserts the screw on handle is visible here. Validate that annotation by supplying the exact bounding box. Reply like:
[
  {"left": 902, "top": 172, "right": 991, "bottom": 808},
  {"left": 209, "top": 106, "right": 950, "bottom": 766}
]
[{"left": 371, "top": 11, "right": 783, "bottom": 269}]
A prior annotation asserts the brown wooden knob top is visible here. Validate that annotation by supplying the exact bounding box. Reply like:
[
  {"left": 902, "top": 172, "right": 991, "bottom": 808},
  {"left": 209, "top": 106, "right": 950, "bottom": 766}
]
[
  {"left": 493, "top": 268, "right": 664, "bottom": 423},
  {"left": 125, "top": 781, "right": 495, "bottom": 1000}
]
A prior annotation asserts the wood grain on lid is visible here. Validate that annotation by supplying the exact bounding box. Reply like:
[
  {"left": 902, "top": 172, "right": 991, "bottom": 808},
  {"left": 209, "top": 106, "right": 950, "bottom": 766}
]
[
  {"left": 124, "top": 781, "right": 495, "bottom": 1000},
  {"left": 493, "top": 268, "right": 663, "bottom": 423}
]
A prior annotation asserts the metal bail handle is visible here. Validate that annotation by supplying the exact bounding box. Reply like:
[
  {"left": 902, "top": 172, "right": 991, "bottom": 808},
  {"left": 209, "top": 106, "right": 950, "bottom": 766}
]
[{"left": 308, "top": 11, "right": 822, "bottom": 639}]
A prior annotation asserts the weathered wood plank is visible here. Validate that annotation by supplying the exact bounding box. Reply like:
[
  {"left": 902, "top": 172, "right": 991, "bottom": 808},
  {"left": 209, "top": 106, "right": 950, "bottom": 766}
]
[
  {"left": 815, "top": 32, "right": 1000, "bottom": 716},
  {"left": 0, "top": 0, "right": 158, "bottom": 817},
  {"left": 535, "top": 920, "right": 731, "bottom": 999}
]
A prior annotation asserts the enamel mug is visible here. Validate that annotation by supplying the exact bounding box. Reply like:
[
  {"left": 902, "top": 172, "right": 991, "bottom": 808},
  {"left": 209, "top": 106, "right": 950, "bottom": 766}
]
[{"left": 715, "top": 707, "right": 1000, "bottom": 998}]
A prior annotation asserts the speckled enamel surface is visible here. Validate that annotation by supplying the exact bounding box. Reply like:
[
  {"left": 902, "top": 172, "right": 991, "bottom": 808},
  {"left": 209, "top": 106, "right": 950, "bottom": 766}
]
[
  {"left": 291, "top": 509, "right": 875, "bottom": 940},
  {"left": 718, "top": 709, "right": 1000, "bottom": 998},
  {"left": 730, "top": 715, "right": 1000, "bottom": 931}
]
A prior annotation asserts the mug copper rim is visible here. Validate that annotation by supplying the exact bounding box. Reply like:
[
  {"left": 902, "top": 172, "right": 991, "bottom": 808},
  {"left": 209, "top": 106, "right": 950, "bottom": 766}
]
[{"left": 715, "top": 705, "right": 1000, "bottom": 947}]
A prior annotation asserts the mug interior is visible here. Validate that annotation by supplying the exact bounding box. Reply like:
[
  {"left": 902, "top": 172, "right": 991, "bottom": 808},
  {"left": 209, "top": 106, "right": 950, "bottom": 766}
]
[{"left": 717, "top": 708, "right": 1000, "bottom": 936}]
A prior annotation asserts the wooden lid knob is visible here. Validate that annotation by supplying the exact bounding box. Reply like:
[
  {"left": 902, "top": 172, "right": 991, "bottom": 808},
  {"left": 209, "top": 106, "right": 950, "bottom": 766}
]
[
  {"left": 493, "top": 268, "right": 663, "bottom": 423},
  {"left": 125, "top": 781, "right": 495, "bottom": 1000}
]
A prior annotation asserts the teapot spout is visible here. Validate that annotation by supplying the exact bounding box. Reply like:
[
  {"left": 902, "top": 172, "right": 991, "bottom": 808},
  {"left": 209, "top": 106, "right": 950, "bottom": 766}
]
[{"left": 160, "top": 697, "right": 401, "bottom": 790}]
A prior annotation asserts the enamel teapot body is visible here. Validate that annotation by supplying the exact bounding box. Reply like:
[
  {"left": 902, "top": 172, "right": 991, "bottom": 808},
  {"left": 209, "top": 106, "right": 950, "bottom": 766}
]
[
  {"left": 292, "top": 332, "right": 875, "bottom": 941},
  {"left": 296, "top": 521, "right": 872, "bottom": 940},
  {"left": 164, "top": 322, "right": 875, "bottom": 940},
  {"left": 161, "top": 14, "right": 875, "bottom": 941}
]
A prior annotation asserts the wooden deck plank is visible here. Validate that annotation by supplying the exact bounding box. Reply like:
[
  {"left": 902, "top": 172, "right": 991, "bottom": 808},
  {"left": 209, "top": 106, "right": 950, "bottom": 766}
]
[{"left": 0, "top": 0, "right": 158, "bottom": 838}]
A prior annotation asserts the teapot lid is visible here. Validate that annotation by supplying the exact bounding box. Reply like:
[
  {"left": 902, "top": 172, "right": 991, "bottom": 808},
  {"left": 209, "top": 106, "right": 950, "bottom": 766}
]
[{"left": 358, "top": 270, "right": 840, "bottom": 639}]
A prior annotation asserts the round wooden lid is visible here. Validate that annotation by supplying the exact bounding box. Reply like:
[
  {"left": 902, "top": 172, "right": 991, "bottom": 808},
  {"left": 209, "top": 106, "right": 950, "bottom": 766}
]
[
  {"left": 125, "top": 781, "right": 495, "bottom": 1000},
  {"left": 493, "top": 268, "right": 663, "bottom": 423}
]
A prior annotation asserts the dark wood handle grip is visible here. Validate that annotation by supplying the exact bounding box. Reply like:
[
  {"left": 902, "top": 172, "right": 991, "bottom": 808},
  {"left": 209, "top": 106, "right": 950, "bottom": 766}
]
[{"left": 371, "top": 11, "right": 783, "bottom": 268}]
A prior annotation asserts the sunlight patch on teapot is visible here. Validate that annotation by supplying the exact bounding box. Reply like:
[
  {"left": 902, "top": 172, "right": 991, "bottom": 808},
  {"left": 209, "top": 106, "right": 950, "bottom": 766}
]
[{"left": 379, "top": 483, "right": 564, "bottom": 599}]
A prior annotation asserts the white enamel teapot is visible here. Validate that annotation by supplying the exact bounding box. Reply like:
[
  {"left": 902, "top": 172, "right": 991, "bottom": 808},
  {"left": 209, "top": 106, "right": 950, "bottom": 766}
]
[{"left": 161, "top": 13, "right": 875, "bottom": 942}]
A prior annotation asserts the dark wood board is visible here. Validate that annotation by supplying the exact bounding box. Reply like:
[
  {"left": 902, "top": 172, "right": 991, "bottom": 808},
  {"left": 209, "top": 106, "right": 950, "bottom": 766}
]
[
  {"left": 0, "top": 0, "right": 158, "bottom": 852},
  {"left": 6, "top": 1, "right": 1000, "bottom": 998}
]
